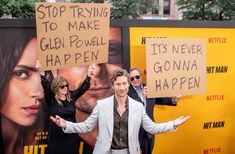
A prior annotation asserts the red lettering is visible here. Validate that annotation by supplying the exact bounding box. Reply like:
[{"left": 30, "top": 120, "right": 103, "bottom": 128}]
[
  {"left": 203, "top": 147, "right": 221, "bottom": 154},
  {"left": 208, "top": 38, "right": 226, "bottom": 43},
  {"left": 206, "top": 95, "right": 224, "bottom": 101}
]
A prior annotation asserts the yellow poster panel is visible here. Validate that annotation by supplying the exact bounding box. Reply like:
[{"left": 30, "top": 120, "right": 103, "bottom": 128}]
[{"left": 130, "top": 27, "right": 235, "bottom": 154}]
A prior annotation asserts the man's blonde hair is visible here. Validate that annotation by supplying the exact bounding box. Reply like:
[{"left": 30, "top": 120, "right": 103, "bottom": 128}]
[{"left": 110, "top": 68, "right": 129, "bottom": 85}]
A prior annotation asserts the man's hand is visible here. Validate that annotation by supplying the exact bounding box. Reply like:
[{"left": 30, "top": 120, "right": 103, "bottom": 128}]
[
  {"left": 50, "top": 115, "right": 66, "bottom": 129},
  {"left": 171, "top": 95, "right": 182, "bottom": 104},
  {"left": 140, "top": 86, "right": 148, "bottom": 101},
  {"left": 173, "top": 116, "right": 190, "bottom": 128}
]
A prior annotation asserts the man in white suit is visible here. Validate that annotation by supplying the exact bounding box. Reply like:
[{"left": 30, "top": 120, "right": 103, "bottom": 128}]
[{"left": 51, "top": 68, "right": 190, "bottom": 154}]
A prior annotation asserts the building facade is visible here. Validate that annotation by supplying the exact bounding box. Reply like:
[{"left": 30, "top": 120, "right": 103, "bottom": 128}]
[{"left": 142, "top": 0, "right": 180, "bottom": 20}]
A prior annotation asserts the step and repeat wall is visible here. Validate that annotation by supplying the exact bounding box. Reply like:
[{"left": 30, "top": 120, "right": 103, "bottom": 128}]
[{"left": 129, "top": 26, "right": 235, "bottom": 154}]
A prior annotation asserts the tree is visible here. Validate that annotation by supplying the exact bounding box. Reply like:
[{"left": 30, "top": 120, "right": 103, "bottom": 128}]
[
  {"left": 72, "top": 0, "right": 158, "bottom": 19},
  {"left": 176, "top": 0, "right": 235, "bottom": 21},
  {"left": 0, "top": 0, "right": 158, "bottom": 19},
  {"left": 0, "top": 0, "right": 45, "bottom": 18},
  {"left": 110, "top": 0, "right": 157, "bottom": 19},
  {"left": 71, "top": 0, "right": 104, "bottom": 2}
]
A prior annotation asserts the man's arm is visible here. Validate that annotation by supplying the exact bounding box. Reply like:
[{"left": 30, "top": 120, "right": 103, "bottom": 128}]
[
  {"left": 155, "top": 97, "right": 176, "bottom": 106},
  {"left": 50, "top": 103, "right": 99, "bottom": 134},
  {"left": 141, "top": 105, "right": 190, "bottom": 134},
  {"left": 141, "top": 86, "right": 181, "bottom": 106},
  {"left": 155, "top": 95, "right": 181, "bottom": 106}
]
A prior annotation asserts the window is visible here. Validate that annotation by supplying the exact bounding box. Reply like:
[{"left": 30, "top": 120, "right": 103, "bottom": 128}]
[{"left": 163, "top": 0, "right": 170, "bottom": 15}]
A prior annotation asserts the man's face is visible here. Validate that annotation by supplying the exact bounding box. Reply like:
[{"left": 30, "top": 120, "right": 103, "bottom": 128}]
[
  {"left": 129, "top": 69, "right": 142, "bottom": 88},
  {"left": 112, "top": 76, "right": 129, "bottom": 98}
]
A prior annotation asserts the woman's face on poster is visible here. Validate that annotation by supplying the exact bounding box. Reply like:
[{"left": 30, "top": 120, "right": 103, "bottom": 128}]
[{"left": 1, "top": 38, "right": 44, "bottom": 126}]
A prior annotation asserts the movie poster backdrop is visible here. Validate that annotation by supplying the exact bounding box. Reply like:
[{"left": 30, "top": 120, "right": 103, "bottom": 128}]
[{"left": 0, "top": 19, "right": 123, "bottom": 154}]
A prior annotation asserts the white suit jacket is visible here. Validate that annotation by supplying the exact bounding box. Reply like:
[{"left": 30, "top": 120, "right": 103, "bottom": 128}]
[{"left": 64, "top": 95, "right": 175, "bottom": 154}]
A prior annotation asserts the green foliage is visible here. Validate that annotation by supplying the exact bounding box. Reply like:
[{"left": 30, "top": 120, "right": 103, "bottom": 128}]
[
  {"left": 176, "top": 0, "right": 235, "bottom": 21},
  {"left": 72, "top": 0, "right": 158, "bottom": 19},
  {"left": 0, "top": 0, "right": 158, "bottom": 19},
  {"left": 71, "top": 0, "right": 104, "bottom": 3},
  {"left": 111, "top": 0, "right": 140, "bottom": 19},
  {"left": 0, "top": 0, "right": 45, "bottom": 18},
  {"left": 111, "top": 0, "right": 157, "bottom": 19}
]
